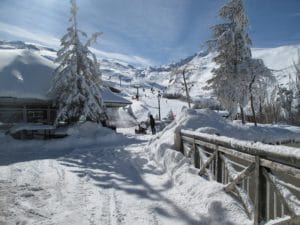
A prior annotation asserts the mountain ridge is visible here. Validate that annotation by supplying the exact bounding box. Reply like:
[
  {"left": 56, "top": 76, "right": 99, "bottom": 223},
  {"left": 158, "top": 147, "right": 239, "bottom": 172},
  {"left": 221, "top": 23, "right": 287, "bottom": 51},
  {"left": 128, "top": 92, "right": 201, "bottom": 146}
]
[{"left": 0, "top": 40, "right": 299, "bottom": 101}]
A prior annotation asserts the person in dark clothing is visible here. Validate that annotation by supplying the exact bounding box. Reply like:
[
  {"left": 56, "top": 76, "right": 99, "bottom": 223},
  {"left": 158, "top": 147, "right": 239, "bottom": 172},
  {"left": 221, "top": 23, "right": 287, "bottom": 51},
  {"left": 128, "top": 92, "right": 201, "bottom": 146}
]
[{"left": 149, "top": 114, "right": 156, "bottom": 134}]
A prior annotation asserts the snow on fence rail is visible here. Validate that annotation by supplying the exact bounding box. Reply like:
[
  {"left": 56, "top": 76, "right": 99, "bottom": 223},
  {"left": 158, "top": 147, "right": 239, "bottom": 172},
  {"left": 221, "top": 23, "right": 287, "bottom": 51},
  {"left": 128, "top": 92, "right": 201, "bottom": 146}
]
[{"left": 176, "top": 129, "right": 300, "bottom": 225}]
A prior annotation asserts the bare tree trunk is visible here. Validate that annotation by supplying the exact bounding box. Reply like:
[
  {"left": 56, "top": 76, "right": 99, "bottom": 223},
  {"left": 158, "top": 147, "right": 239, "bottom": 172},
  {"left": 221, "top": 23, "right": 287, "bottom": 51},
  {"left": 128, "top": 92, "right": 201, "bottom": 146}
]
[
  {"left": 249, "top": 75, "right": 257, "bottom": 126},
  {"left": 183, "top": 70, "right": 191, "bottom": 108},
  {"left": 259, "top": 97, "right": 263, "bottom": 123},
  {"left": 250, "top": 94, "right": 257, "bottom": 126},
  {"left": 240, "top": 106, "right": 245, "bottom": 124}
]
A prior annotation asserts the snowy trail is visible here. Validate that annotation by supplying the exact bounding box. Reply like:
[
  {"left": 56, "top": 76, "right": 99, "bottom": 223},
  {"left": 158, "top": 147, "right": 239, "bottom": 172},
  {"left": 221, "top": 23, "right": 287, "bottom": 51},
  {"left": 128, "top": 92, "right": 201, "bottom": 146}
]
[{"left": 0, "top": 132, "right": 205, "bottom": 225}]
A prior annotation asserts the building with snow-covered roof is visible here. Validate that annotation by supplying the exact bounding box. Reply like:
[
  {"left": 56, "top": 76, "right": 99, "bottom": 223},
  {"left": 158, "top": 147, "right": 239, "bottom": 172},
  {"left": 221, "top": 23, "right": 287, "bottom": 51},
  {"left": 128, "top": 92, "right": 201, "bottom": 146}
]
[{"left": 0, "top": 44, "right": 131, "bottom": 127}]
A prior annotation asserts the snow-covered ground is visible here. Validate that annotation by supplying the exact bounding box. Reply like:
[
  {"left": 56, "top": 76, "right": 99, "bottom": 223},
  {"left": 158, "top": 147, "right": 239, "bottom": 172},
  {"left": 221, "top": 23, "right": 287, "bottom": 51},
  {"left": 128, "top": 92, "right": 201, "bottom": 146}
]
[
  {"left": 1, "top": 41, "right": 300, "bottom": 225},
  {"left": 0, "top": 122, "right": 252, "bottom": 225},
  {"left": 1, "top": 106, "right": 300, "bottom": 224}
]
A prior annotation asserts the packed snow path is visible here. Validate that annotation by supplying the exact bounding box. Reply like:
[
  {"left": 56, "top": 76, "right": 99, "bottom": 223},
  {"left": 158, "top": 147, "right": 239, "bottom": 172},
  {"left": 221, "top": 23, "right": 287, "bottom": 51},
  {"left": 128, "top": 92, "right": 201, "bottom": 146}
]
[{"left": 0, "top": 129, "right": 236, "bottom": 225}]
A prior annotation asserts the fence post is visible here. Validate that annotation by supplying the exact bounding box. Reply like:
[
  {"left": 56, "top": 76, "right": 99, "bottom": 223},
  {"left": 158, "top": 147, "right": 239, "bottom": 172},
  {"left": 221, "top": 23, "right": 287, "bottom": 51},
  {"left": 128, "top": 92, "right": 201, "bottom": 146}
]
[
  {"left": 174, "top": 127, "right": 183, "bottom": 154},
  {"left": 215, "top": 146, "right": 222, "bottom": 183},
  {"left": 193, "top": 137, "right": 200, "bottom": 168},
  {"left": 254, "top": 156, "right": 266, "bottom": 224}
]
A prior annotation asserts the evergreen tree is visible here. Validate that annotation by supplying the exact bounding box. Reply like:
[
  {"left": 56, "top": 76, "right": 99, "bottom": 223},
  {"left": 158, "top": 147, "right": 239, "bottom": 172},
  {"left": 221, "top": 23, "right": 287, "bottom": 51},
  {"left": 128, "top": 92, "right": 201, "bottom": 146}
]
[
  {"left": 207, "top": 0, "right": 252, "bottom": 122},
  {"left": 50, "top": 0, "right": 106, "bottom": 125}
]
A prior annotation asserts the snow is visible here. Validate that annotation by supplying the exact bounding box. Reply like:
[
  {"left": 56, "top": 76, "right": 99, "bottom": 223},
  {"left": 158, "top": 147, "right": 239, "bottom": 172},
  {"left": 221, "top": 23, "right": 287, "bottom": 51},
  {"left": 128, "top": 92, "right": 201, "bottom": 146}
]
[
  {"left": 129, "top": 90, "right": 190, "bottom": 122},
  {"left": 0, "top": 42, "right": 132, "bottom": 106},
  {"left": 7, "top": 123, "right": 55, "bottom": 134},
  {"left": 101, "top": 89, "right": 131, "bottom": 105},
  {"left": 252, "top": 45, "right": 300, "bottom": 70},
  {"left": 142, "top": 45, "right": 300, "bottom": 102},
  {"left": 1, "top": 41, "right": 300, "bottom": 225},
  {"left": 0, "top": 121, "right": 252, "bottom": 225},
  {"left": 268, "top": 172, "right": 300, "bottom": 215},
  {"left": 1, "top": 80, "right": 300, "bottom": 224},
  {"left": 0, "top": 48, "right": 56, "bottom": 100}
]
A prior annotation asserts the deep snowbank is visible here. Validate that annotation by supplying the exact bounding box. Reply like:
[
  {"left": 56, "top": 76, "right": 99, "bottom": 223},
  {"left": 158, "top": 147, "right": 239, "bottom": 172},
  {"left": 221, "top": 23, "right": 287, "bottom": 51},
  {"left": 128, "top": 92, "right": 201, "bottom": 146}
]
[
  {"left": 145, "top": 109, "right": 253, "bottom": 225},
  {"left": 170, "top": 108, "right": 300, "bottom": 144},
  {"left": 144, "top": 108, "right": 300, "bottom": 225}
]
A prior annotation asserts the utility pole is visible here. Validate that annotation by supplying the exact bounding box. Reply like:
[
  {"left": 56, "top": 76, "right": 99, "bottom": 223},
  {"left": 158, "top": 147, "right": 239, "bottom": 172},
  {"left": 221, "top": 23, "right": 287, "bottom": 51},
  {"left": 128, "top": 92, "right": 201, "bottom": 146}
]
[
  {"left": 158, "top": 91, "right": 161, "bottom": 120},
  {"left": 119, "top": 75, "right": 122, "bottom": 87}
]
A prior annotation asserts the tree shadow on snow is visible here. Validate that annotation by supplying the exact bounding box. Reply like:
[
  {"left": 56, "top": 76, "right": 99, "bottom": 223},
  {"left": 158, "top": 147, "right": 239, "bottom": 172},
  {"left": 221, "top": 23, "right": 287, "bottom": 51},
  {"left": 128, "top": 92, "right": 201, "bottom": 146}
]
[
  {"left": 0, "top": 137, "right": 76, "bottom": 166},
  {"left": 58, "top": 136, "right": 236, "bottom": 225}
]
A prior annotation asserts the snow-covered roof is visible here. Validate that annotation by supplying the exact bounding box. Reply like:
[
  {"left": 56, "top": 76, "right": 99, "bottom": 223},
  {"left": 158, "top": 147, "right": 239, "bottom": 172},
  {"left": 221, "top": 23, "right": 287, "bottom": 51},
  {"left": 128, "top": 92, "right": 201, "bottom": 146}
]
[
  {"left": 0, "top": 48, "right": 131, "bottom": 106},
  {"left": 101, "top": 89, "right": 131, "bottom": 106},
  {"left": 0, "top": 49, "right": 55, "bottom": 100}
]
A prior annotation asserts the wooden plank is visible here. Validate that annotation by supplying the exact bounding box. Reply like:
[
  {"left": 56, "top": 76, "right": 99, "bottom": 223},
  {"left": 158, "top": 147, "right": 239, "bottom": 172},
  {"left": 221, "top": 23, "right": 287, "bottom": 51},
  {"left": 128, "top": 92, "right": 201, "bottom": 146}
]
[
  {"left": 271, "top": 216, "right": 300, "bottom": 225},
  {"left": 199, "top": 150, "right": 217, "bottom": 176},
  {"left": 260, "top": 159, "right": 300, "bottom": 179},
  {"left": 193, "top": 139, "right": 200, "bottom": 169},
  {"left": 197, "top": 147, "right": 215, "bottom": 180},
  {"left": 194, "top": 139, "right": 256, "bottom": 163},
  {"left": 281, "top": 203, "right": 285, "bottom": 218},
  {"left": 254, "top": 156, "right": 261, "bottom": 225},
  {"left": 196, "top": 136, "right": 300, "bottom": 178},
  {"left": 267, "top": 181, "right": 271, "bottom": 221},
  {"left": 224, "top": 162, "right": 255, "bottom": 192},
  {"left": 180, "top": 129, "right": 300, "bottom": 224},
  {"left": 181, "top": 130, "right": 300, "bottom": 168},
  {"left": 216, "top": 149, "right": 222, "bottom": 183},
  {"left": 235, "top": 185, "right": 254, "bottom": 220},
  {"left": 274, "top": 192, "right": 278, "bottom": 219},
  {"left": 262, "top": 168, "right": 296, "bottom": 218}
]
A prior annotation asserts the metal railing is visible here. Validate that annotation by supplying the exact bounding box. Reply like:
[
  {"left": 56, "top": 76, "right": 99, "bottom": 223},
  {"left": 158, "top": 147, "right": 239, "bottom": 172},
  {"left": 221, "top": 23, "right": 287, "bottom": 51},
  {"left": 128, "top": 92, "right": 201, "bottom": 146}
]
[{"left": 177, "top": 129, "right": 300, "bottom": 225}]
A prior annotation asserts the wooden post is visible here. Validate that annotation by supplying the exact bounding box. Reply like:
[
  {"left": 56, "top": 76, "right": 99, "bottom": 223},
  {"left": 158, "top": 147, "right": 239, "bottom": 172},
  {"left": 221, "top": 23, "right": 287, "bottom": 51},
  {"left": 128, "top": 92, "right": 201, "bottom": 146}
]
[
  {"left": 254, "top": 156, "right": 260, "bottom": 225},
  {"left": 215, "top": 147, "right": 222, "bottom": 183},
  {"left": 193, "top": 138, "right": 200, "bottom": 168},
  {"left": 254, "top": 156, "right": 266, "bottom": 224},
  {"left": 174, "top": 128, "right": 183, "bottom": 154}
]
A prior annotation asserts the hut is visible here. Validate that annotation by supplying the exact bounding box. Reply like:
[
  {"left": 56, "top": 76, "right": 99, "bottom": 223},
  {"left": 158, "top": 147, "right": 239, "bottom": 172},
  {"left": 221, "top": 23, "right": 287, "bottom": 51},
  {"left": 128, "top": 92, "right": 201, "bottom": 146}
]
[{"left": 0, "top": 47, "right": 131, "bottom": 128}]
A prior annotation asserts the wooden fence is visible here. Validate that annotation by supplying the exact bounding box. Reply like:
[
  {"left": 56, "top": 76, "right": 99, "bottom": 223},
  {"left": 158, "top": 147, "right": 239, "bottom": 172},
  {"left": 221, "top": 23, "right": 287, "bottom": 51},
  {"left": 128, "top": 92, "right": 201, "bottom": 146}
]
[{"left": 176, "top": 129, "right": 300, "bottom": 225}]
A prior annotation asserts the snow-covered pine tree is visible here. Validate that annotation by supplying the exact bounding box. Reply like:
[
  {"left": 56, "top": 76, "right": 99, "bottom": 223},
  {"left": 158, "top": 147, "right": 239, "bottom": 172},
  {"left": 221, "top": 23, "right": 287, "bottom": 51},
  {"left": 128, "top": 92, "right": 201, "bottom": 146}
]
[
  {"left": 50, "top": 0, "right": 106, "bottom": 125},
  {"left": 207, "top": 0, "right": 252, "bottom": 123}
]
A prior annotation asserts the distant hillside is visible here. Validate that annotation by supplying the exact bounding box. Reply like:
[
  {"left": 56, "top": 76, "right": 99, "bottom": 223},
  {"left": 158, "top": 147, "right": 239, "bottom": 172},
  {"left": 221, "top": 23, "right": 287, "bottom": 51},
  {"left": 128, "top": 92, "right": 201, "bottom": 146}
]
[
  {"left": 139, "top": 45, "right": 300, "bottom": 100},
  {"left": 0, "top": 41, "right": 139, "bottom": 99},
  {"left": 0, "top": 41, "right": 299, "bottom": 102}
]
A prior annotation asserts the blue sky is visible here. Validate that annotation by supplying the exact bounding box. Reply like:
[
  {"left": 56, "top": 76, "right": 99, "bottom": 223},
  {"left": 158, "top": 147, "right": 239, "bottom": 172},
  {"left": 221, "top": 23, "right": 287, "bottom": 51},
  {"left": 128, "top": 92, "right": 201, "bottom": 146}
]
[{"left": 0, "top": 0, "right": 300, "bottom": 66}]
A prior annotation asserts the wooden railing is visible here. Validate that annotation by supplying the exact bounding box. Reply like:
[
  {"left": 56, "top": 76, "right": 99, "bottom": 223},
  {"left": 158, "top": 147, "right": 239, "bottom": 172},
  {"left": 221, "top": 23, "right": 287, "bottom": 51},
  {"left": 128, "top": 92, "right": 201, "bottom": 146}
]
[{"left": 176, "top": 129, "right": 300, "bottom": 225}]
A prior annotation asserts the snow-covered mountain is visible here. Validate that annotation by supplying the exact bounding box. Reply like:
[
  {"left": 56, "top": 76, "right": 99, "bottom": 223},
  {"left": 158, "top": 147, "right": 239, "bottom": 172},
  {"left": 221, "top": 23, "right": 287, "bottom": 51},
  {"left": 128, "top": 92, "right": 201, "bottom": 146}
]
[
  {"left": 0, "top": 40, "right": 299, "bottom": 102},
  {"left": 140, "top": 45, "right": 300, "bottom": 100}
]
